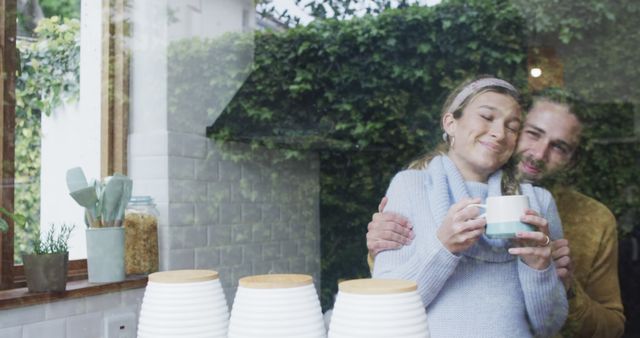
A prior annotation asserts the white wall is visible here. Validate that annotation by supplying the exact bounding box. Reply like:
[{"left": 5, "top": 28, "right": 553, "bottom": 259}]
[
  {"left": 0, "top": 289, "right": 144, "bottom": 338},
  {"left": 167, "top": 0, "right": 255, "bottom": 41}
]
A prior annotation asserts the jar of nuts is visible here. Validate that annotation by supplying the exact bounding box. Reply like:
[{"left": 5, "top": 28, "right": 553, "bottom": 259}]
[{"left": 124, "top": 196, "right": 159, "bottom": 275}]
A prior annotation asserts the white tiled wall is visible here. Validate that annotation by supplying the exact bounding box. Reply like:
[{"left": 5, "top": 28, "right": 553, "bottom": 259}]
[
  {"left": 0, "top": 288, "right": 144, "bottom": 338},
  {"left": 127, "top": 0, "right": 322, "bottom": 306}
]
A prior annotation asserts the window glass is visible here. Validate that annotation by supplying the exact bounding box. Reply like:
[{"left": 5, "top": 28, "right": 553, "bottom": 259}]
[
  {"left": 3, "top": 1, "right": 638, "bottom": 334},
  {"left": 14, "top": 0, "right": 89, "bottom": 263},
  {"left": 217, "top": 0, "right": 639, "bottom": 326}
]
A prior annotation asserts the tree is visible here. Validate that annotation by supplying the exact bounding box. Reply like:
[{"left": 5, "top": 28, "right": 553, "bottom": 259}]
[
  {"left": 17, "top": 0, "right": 79, "bottom": 36},
  {"left": 17, "top": 0, "right": 44, "bottom": 34},
  {"left": 257, "top": 0, "right": 425, "bottom": 26}
]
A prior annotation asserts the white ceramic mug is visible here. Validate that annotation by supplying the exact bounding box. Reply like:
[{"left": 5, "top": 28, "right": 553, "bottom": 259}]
[{"left": 469, "top": 195, "right": 535, "bottom": 239}]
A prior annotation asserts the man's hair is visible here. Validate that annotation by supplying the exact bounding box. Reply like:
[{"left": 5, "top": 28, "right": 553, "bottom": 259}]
[{"left": 530, "top": 87, "right": 586, "bottom": 127}]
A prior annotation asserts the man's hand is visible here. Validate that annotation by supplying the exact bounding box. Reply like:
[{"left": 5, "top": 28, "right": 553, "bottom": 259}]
[
  {"left": 366, "top": 197, "right": 414, "bottom": 258},
  {"left": 552, "top": 238, "right": 573, "bottom": 291}
]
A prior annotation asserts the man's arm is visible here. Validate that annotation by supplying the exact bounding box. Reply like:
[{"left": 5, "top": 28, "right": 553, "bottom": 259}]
[
  {"left": 562, "top": 217, "right": 625, "bottom": 338},
  {"left": 366, "top": 197, "right": 414, "bottom": 271}
]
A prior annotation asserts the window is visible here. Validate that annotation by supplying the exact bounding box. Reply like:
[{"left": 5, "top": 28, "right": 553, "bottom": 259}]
[{"left": 0, "top": 0, "right": 128, "bottom": 290}]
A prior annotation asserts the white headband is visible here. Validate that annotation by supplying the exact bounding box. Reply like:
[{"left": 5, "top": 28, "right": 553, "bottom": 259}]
[{"left": 446, "top": 78, "right": 518, "bottom": 115}]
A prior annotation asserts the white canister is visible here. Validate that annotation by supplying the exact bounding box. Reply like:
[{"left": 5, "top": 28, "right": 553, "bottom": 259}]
[
  {"left": 137, "top": 270, "right": 229, "bottom": 338},
  {"left": 328, "top": 278, "right": 430, "bottom": 338},
  {"left": 228, "top": 274, "right": 326, "bottom": 338}
]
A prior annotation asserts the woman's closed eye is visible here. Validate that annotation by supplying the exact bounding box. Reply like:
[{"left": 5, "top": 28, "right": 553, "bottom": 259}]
[
  {"left": 506, "top": 122, "right": 521, "bottom": 133},
  {"left": 480, "top": 114, "right": 492, "bottom": 121}
]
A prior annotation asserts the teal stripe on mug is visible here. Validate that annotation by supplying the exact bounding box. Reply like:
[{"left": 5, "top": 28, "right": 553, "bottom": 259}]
[{"left": 486, "top": 221, "right": 535, "bottom": 239}]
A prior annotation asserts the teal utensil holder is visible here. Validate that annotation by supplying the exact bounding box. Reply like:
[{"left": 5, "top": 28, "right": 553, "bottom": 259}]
[{"left": 86, "top": 227, "right": 125, "bottom": 283}]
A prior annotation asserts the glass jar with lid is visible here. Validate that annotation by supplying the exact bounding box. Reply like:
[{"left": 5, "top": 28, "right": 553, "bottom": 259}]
[{"left": 124, "top": 196, "right": 159, "bottom": 275}]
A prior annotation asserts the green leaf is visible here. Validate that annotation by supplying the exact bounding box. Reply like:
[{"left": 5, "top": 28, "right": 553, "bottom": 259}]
[
  {"left": 0, "top": 218, "right": 8, "bottom": 232},
  {"left": 13, "top": 214, "right": 27, "bottom": 227},
  {"left": 297, "top": 41, "right": 311, "bottom": 55},
  {"left": 417, "top": 43, "right": 431, "bottom": 54}
]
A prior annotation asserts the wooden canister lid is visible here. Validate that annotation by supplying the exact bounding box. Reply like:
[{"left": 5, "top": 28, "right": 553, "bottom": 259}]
[
  {"left": 149, "top": 270, "right": 219, "bottom": 283},
  {"left": 239, "top": 274, "right": 313, "bottom": 289},
  {"left": 339, "top": 278, "right": 417, "bottom": 294}
]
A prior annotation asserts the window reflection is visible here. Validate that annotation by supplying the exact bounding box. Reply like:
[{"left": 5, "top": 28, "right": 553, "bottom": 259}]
[
  {"left": 15, "top": 2, "right": 87, "bottom": 263},
  {"left": 2, "top": 1, "right": 638, "bottom": 335}
]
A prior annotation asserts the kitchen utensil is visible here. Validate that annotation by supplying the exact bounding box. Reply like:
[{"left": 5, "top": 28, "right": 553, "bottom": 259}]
[
  {"left": 100, "top": 174, "right": 132, "bottom": 227},
  {"left": 66, "top": 167, "right": 89, "bottom": 192},
  {"left": 69, "top": 185, "right": 99, "bottom": 226}
]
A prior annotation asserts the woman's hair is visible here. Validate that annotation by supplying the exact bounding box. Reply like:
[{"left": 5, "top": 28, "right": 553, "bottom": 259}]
[{"left": 406, "top": 75, "right": 522, "bottom": 194}]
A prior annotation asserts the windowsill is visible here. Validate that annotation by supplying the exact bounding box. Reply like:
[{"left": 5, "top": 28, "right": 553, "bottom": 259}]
[{"left": 0, "top": 275, "right": 148, "bottom": 310}]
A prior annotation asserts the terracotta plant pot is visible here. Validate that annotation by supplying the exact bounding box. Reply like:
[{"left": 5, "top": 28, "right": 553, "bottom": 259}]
[{"left": 22, "top": 252, "right": 69, "bottom": 293}]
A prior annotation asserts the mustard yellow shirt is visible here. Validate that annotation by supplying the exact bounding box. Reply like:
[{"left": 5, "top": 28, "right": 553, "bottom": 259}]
[{"left": 552, "top": 187, "right": 625, "bottom": 338}]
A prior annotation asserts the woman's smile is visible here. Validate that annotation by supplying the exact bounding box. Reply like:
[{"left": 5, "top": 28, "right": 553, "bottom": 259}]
[{"left": 478, "top": 139, "right": 504, "bottom": 153}]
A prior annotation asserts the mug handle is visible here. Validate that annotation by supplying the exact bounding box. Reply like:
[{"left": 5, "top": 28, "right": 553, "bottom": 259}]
[{"left": 466, "top": 203, "right": 486, "bottom": 219}]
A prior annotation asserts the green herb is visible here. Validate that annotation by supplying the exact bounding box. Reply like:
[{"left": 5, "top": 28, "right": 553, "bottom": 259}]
[{"left": 33, "top": 223, "right": 75, "bottom": 255}]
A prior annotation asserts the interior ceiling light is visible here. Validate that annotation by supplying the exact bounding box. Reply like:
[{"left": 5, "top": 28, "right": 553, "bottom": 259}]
[{"left": 530, "top": 67, "right": 542, "bottom": 78}]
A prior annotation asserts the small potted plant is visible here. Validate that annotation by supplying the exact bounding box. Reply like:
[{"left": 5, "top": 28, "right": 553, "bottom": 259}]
[{"left": 22, "top": 223, "right": 75, "bottom": 293}]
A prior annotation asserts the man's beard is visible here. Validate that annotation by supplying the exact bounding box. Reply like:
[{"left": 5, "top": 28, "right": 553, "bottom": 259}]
[
  {"left": 512, "top": 153, "right": 545, "bottom": 185},
  {"left": 517, "top": 154, "right": 568, "bottom": 187},
  {"left": 516, "top": 154, "right": 547, "bottom": 185},
  {"left": 536, "top": 169, "right": 570, "bottom": 188}
]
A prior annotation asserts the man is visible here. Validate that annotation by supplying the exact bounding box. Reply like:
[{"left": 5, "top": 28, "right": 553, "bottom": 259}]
[{"left": 367, "top": 92, "right": 625, "bottom": 337}]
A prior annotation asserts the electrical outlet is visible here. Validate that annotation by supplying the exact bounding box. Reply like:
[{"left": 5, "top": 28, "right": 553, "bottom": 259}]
[{"left": 104, "top": 311, "right": 137, "bottom": 338}]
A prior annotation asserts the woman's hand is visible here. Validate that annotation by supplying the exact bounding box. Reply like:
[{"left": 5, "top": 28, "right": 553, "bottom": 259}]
[
  {"left": 437, "top": 198, "right": 486, "bottom": 254},
  {"left": 508, "top": 209, "right": 552, "bottom": 270}
]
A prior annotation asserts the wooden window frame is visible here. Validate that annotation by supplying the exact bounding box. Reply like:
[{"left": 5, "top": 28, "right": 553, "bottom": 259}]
[
  {"left": 102, "top": 0, "right": 129, "bottom": 178},
  {"left": 1, "top": 0, "right": 18, "bottom": 291},
  {"left": 1, "top": 0, "right": 129, "bottom": 293}
]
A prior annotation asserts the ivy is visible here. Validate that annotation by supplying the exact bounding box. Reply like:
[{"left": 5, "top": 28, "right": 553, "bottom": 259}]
[{"left": 13, "top": 17, "right": 80, "bottom": 262}]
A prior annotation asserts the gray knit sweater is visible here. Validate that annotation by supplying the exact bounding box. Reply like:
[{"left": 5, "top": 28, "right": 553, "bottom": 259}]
[{"left": 372, "top": 156, "right": 568, "bottom": 337}]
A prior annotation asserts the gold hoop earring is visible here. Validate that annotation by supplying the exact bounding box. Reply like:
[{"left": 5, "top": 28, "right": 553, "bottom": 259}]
[{"left": 450, "top": 136, "right": 455, "bottom": 148}]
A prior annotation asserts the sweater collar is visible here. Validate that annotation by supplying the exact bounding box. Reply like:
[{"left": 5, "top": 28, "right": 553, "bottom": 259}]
[{"left": 425, "top": 155, "right": 519, "bottom": 262}]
